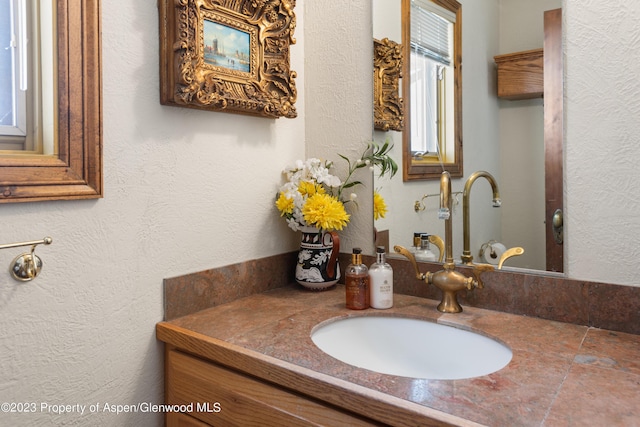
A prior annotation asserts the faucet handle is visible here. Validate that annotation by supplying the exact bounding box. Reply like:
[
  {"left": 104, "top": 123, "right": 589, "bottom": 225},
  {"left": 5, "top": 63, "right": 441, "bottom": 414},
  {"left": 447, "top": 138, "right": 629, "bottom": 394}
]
[
  {"left": 427, "top": 234, "right": 445, "bottom": 263},
  {"left": 470, "top": 263, "right": 494, "bottom": 289},
  {"left": 393, "top": 245, "right": 425, "bottom": 280},
  {"left": 497, "top": 247, "right": 525, "bottom": 269}
]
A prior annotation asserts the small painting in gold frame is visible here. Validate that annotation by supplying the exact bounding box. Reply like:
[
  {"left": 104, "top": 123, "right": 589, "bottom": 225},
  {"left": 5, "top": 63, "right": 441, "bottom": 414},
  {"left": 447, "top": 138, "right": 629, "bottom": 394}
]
[{"left": 159, "top": 0, "right": 297, "bottom": 119}]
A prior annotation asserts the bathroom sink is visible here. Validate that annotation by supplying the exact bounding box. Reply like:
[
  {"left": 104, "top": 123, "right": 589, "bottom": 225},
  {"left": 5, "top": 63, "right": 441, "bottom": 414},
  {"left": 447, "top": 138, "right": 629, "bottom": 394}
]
[{"left": 311, "top": 316, "right": 512, "bottom": 380}]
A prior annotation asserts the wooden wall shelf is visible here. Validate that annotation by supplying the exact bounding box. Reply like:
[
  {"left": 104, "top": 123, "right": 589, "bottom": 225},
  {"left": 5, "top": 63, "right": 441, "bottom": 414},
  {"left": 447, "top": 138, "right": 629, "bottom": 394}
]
[{"left": 494, "top": 48, "right": 543, "bottom": 100}]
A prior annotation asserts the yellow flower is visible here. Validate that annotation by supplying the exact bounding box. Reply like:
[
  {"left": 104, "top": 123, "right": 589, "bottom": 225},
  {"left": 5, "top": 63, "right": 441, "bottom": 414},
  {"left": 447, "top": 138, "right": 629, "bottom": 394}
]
[
  {"left": 373, "top": 191, "right": 387, "bottom": 220},
  {"left": 302, "top": 193, "right": 350, "bottom": 231},
  {"left": 275, "top": 192, "right": 294, "bottom": 215},
  {"left": 298, "top": 180, "right": 325, "bottom": 196}
]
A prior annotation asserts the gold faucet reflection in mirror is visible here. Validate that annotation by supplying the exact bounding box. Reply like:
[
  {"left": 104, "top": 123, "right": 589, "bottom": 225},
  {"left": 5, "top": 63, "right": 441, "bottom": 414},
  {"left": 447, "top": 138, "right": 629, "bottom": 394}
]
[{"left": 461, "top": 171, "right": 501, "bottom": 264}]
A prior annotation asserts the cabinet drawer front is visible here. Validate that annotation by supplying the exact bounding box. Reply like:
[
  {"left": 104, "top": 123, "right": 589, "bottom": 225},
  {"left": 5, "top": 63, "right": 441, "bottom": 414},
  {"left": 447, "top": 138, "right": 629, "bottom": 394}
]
[{"left": 167, "top": 350, "right": 381, "bottom": 427}]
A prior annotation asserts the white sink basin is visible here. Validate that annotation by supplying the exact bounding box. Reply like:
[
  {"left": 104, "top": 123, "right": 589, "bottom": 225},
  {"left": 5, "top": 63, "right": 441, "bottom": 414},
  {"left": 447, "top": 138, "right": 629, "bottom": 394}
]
[{"left": 311, "top": 316, "right": 512, "bottom": 380}]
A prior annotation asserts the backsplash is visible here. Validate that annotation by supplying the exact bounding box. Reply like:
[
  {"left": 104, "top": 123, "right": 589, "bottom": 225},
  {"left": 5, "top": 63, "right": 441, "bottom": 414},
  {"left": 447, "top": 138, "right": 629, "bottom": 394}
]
[
  {"left": 363, "top": 254, "right": 640, "bottom": 335},
  {"left": 164, "top": 252, "right": 297, "bottom": 320},
  {"left": 164, "top": 252, "right": 640, "bottom": 335}
]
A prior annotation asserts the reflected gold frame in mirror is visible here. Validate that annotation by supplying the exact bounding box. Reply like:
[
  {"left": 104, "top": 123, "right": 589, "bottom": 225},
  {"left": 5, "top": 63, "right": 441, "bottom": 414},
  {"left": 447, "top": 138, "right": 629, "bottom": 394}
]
[
  {"left": 402, "top": 0, "right": 462, "bottom": 181},
  {"left": 374, "top": 38, "right": 404, "bottom": 132},
  {"left": 159, "top": 0, "right": 297, "bottom": 119},
  {"left": 0, "top": 1, "right": 102, "bottom": 203}
]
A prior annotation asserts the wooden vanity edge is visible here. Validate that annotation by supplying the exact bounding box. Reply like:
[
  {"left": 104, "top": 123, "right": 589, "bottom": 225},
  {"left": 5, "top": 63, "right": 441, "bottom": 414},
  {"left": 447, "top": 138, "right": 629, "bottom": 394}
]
[{"left": 156, "top": 322, "right": 484, "bottom": 427}]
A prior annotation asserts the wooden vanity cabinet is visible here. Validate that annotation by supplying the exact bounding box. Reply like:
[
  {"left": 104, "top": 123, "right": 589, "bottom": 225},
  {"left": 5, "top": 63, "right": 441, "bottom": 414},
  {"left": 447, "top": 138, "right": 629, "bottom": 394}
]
[
  {"left": 494, "top": 49, "right": 543, "bottom": 100},
  {"left": 165, "top": 347, "right": 382, "bottom": 427},
  {"left": 167, "top": 412, "right": 210, "bottom": 427}
]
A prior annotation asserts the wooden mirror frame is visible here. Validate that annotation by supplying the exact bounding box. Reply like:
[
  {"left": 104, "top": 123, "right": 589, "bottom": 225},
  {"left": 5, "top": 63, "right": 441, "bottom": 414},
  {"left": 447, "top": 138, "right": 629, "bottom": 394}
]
[
  {"left": 0, "top": 1, "right": 102, "bottom": 203},
  {"left": 401, "top": 0, "right": 462, "bottom": 181}
]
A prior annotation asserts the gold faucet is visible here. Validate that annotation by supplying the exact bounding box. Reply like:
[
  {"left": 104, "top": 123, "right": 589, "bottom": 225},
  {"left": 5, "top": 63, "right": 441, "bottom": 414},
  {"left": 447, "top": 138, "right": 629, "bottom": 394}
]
[
  {"left": 461, "top": 171, "right": 502, "bottom": 264},
  {"left": 394, "top": 171, "right": 493, "bottom": 313},
  {"left": 461, "top": 171, "right": 525, "bottom": 268}
]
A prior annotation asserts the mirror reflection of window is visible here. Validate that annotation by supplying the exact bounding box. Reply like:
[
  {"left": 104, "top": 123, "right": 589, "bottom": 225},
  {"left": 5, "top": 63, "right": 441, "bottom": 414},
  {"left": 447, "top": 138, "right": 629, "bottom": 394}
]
[
  {"left": 410, "top": 0, "right": 455, "bottom": 163},
  {"left": 0, "top": 0, "right": 56, "bottom": 155},
  {"left": 0, "top": 0, "right": 27, "bottom": 142}
]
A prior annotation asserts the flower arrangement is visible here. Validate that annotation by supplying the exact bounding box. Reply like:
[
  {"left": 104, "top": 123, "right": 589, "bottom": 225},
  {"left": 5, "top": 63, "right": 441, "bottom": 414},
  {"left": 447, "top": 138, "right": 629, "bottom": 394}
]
[
  {"left": 275, "top": 141, "right": 397, "bottom": 232},
  {"left": 373, "top": 191, "right": 388, "bottom": 220}
]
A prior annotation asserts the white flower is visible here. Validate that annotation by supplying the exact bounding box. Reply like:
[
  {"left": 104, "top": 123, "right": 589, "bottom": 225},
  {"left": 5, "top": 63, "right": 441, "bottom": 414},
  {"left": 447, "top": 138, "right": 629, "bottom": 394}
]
[
  {"left": 286, "top": 217, "right": 300, "bottom": 231},
  {"left": 322, "top": 174, "right": 342, "bottom": 188}
]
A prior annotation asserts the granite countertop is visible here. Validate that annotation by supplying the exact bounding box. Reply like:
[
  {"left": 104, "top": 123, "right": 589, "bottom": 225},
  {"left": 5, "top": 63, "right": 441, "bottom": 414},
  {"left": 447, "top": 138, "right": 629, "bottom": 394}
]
[{"left": 157, "top": 284, "right": 640, "bottom": 426}]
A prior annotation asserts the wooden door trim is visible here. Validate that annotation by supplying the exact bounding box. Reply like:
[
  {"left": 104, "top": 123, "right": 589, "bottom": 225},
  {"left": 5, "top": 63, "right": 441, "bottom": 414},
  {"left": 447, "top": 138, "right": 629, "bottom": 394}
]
[{"left": 544, "top": 8, "right": 564, "bottom": 272}]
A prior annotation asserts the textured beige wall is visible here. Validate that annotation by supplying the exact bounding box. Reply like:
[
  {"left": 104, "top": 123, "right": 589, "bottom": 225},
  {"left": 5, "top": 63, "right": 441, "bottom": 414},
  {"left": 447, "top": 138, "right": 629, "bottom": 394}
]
[
  {"left": 0, "top": 2, "right": 307, "bottom": 425},
  {"left": 304, "top": 1, "right": 376, "bottom": 254},
  {"left": 565, "top": 0, "right": 640, "bottom": 285}
]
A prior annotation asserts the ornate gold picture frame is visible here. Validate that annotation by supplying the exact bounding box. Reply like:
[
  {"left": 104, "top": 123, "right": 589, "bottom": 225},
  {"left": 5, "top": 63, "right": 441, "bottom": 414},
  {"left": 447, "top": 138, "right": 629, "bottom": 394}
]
[
  {"left": 159, "top": 0, "right": 297, "bottom": 119},
  {"left": 374, "top": 38, "right": 404, "bottom": 131}
]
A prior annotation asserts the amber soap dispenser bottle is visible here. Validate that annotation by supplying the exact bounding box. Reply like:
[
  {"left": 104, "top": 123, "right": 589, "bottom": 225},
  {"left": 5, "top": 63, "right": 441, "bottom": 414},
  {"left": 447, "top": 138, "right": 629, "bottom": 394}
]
[{"left": 345, "top": 247, "right": 370, "bottom": 310}]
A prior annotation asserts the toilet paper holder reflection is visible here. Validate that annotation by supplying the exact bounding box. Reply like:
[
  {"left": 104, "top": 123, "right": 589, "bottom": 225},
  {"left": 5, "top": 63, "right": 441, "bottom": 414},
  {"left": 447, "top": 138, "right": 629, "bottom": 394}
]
[
  {"left": 479, "top": 240, "right": 524, "bottom": 269},
  {"left": 479, "top": 240, "right": 502, "bottom": 261}
]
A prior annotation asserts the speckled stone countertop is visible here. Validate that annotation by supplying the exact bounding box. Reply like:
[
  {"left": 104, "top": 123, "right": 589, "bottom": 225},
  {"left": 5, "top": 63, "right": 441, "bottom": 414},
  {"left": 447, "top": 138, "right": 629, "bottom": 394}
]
[{"left": 157, "top": 284, "right": 640, "bottom": 426}]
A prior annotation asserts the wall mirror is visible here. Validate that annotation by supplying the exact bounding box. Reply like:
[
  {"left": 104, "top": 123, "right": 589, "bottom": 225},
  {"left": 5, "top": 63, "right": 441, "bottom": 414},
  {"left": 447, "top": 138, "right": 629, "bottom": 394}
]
[
  {"left": 0, "top": 0, "right": 102, "bottom": 204},
  {"left": 373, "top": 0, "right": 563, "bottom": 274},
  {"left": 402, "top": 0, "right": 463, "bottom": 181}
]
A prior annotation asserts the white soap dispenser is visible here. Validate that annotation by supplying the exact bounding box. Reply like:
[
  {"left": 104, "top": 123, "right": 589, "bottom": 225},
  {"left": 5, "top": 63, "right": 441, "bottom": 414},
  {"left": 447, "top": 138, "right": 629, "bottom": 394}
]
[
  {"left": 414, "top": 234, "right": 437, "bottom": 262},
  {"left": 412, "top": 232, "right": 425, "bottom": 254},
  {"left": 369, "top": 246, "right": 393, "bottom": 309}
]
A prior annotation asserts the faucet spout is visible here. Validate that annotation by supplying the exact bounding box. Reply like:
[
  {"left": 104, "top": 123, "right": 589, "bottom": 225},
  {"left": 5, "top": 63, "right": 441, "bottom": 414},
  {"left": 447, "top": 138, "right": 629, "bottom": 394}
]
[
  {"left": 461, "top": 171, "right": 501, "bottom": 264},
  {"left": 439, "top": 171, "right": 454, "bottom": 266}
]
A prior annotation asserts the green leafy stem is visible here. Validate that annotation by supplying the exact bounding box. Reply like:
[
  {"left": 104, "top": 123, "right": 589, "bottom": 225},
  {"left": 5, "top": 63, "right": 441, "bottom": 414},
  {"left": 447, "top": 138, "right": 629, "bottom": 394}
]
[{"left": 336, "top": 140, "right": 398, "bottom": 202}]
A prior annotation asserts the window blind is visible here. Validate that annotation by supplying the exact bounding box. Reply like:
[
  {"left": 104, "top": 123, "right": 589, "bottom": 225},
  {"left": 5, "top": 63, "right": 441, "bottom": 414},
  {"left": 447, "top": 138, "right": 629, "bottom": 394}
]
[{"left": 410, "top": 0, "right": 454, "bottom": 66}]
